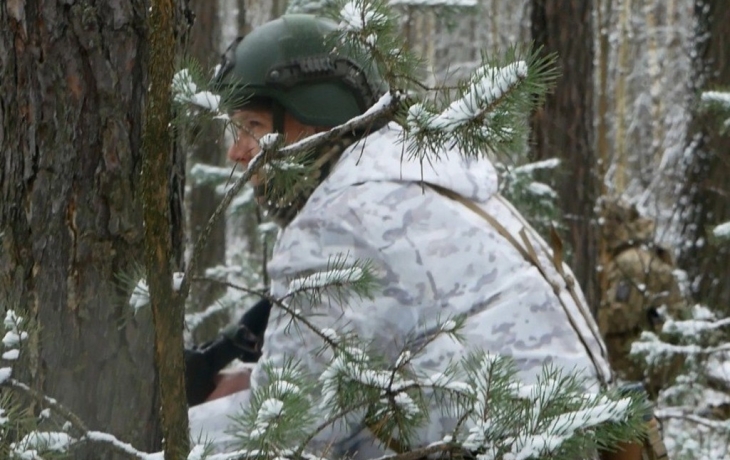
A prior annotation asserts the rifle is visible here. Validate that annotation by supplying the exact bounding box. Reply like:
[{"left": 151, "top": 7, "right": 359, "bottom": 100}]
[{"left": 185, "top": 297, "right": 272, "bottom": 406}]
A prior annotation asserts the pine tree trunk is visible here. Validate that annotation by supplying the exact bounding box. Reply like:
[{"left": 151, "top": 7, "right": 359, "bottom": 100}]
[
  {"left": 142, "top": 0, "right": 191, "bottom": 457},
  {"left": 0, "top": 1, "right": 162, "bottom": 457},
  {"left": 530, "top": 0, "right": 600, "bottom": 313},
  {"left": 680, "top": 0, "right": 730, "bottom": 310}
]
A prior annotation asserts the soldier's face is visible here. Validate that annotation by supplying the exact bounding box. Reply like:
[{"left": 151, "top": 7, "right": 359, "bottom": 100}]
[{"left": 227, "top": 107, "right": 318, "bottom": 184}]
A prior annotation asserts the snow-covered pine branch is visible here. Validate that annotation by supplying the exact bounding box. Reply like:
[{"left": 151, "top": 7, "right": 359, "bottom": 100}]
[
  {"left": 224, "top": 332, "right": 646, "bottom": 460},
  {"left": 403, "top": 47, "right": 557, "bottom": 161},
  {"left": 701, "top": 90, "right": 730, "bottom": 133},
  {"left": 713, "top": 220, "right": 730, "bottom": 241},
  {"left": 407, "top": 61, "right": 528, "bottom": 134},
  {"left": 127, "top": 272, "right": 186, "bottom": 313},
  {"left": 632, "top": 331, "right": 730, "bottom": 365},
  {"left": 172, "top": 68, "right": 222, "bottom": 114},
  {"left": 284, "top": 255, "right": 379, "bottom": 309}
]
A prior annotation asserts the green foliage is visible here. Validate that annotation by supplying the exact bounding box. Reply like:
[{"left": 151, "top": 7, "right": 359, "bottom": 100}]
[
  {"left": 0, "top": 311, "right": 74, "bottom": 459},
  {"left": 401, "top": 47, "right": 557, "bottom": 163},
  {"left": 631, "top": 304, "right": 730, "bottom": 459},
  {"left": 221, "top": 306, "right": 649, "bottom": 460},
  {"left": 496, "top": 159, "right": 563, "bottom": 240},
  {"left": 701, "top": 89, "right": 730, "bottom": 135}
]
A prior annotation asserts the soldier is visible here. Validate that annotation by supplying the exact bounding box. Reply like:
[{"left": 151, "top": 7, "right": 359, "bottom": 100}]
[
  {"left": 598, "top": 198, "right": 688, "bottom": 398},
  {"left": 190, "top": 13, "right": 616, "bottom": 457}
]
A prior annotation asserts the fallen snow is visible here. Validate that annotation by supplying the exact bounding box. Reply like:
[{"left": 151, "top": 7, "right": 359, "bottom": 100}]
[
  {"left": 390, "top": 0, "right": 477, "bottom": 6},
  {"left": 0, "top": 367, "right": 13, "bottom": 383},
  {"left": 2, "top": 330, "right": 27, "bottom": 347},
  {"left": 4, "top": 310, "right": 21, "bottom": 329},
  {"left": 392, "top": 392, "right": 420, "bottom": 416},
  {"left": 339, "top": 0, "right": 387, "bottom": 32},
  {"left": 701, "top": 91, "right": 730, "bottom": 108},
  {"left": 408, "top": 61, "right": 528, "bottom": 133},
  {"left": 173, "top": 272, "right": 185, "bottom": 291},
  {"left": 129, "top": 278, "right": 150, "bottom": 311},
  {"left": 259, "top": 133, "right": 283, "bottom": 149},
  {"left": 512, "top": 158, "right": 561, "bottom": 174},
  {"left": 172, "top": 69, "right": 221, "bottom": 112},
  {"left": 440, "top": 319, "right": 457, "bottom": 332},
  {"left": 2, "top": 349, "right": 19, "bottom": 361},
  {"left": 250, "top": 398, "right": 285, "bottom": 439},
  {"left": 128, "top": 272, "right": 187, "bottom": 309},
  {"left": 12, "top": 431, "right": 74, "bottom": 454},
  {"left": 713, "top": 221, "right": 730, "bottom": 239},
  {"left": 527, "top": 182, "right": 557, "bottom": 198},
  {"left": 187, "top": 444, "right": 207, "bottom": 460}
]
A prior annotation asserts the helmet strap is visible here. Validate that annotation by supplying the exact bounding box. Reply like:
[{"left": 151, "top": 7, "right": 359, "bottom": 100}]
[{"left": 272, "top": 101, "right": 286, "bottom": 134}]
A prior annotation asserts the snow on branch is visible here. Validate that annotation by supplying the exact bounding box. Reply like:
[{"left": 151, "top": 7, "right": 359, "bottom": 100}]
[
  {"left": 287, "top": 267, "right": 366, "bottom": 295},
  {"left": 389, "top": 0, "right": 477, "bottom": 6},
  {"left": 172, "top": 69, "right": 221, "bottom": 112},
  {"left": 701, "top": 90, "right": 730, "bottom": 132},
  {"left": 662, "top": 315, "right": 730, "bottom": 338},
  {"left": 701, "top": 91, "right": 730, "bottom": 109},
  {"left": 339, "top": 0, "right": 387, "bottom": 32},
  {"left": 127, "top": 272, "right": 185, "bottom": 313},
  {"left": 631, "top": 331, "right": 730, "bottom": 365},
  {"left": 407, "top": 61, "right": 528, "bottom": 134},
  {"left": 713, "top": 221, "right": 730, "bottom": 241},
  {"left": 181, "top": 90, "right": 403, "bottom": 300},
  {"left": 512, "top": 158, "right": 561, "bottom": 175}
]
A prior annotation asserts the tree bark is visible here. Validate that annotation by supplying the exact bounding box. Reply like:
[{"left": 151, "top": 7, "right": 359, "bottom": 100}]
[
  {"left": 142, "top": 0, "right": 190, "bottom": 458},
  {"left": 530, "top": 0, "right": 600, "bottom": 313},
  {"left": 680, "top": 0, "right": 730, "bottom": 310},
  {"left": 0, "top": 0, "right": 161, "bottom": 457}
]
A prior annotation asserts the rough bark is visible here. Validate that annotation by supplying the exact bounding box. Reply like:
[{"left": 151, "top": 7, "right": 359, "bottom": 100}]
[
  {"left": 530, "top": 0, "right": 600, "bottom": 313},
  {"left": 0, "top": 0, "right": 161, "bottom": 457},
  {"left": 679, "top": 0, "right": 730, "bottom": 310},
  {"left": 142, "top": 0, "right": 190, "bottom": 458}
]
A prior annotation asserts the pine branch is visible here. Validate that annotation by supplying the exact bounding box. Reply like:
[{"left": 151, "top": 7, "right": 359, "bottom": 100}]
[
  {"left": 181, "top": 91, "right": 403, "bottom": 300},
  {"left": 2, "top": 379, "right": 151, "bottom": 459}
]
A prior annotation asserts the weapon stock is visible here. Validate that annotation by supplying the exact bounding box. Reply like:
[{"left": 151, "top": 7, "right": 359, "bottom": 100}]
[{"left": 185, "top": 297, "right": 272, "bottom": 406}]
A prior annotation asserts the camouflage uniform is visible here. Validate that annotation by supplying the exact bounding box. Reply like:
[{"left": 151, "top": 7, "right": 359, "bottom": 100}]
[
  {"left": 190, "top": 123, "right": 615, "bottom": 455},
  {"left": 598, "top": 199, "right": 688, "bottom": 396}
]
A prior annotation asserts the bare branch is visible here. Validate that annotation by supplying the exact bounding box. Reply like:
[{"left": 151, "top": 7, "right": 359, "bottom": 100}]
[{"left": 181, "top": 91, "right": 404, "bottom": 298}]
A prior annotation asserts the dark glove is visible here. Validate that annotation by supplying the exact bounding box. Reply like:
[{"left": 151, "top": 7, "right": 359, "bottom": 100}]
[{"left": 185, "top": 298, "right": 272, "bottom": 406}]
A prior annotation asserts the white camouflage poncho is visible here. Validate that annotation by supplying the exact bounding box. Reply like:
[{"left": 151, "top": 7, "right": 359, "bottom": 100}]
[{"left": 189, "top": 122, "right": 612, "bottom": 456}]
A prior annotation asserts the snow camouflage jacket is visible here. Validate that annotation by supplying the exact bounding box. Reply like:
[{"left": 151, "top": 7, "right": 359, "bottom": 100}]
[{"left": 189, "top": 122, "right": 613, "bottom": 456}]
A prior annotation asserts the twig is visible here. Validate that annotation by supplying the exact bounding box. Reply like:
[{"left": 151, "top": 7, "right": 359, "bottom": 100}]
[
  {"left": 4, "top": 379, "right": 152, "bottom": 459},
  {"left": 371, "top": 441, "right": 453, "bottom": 460},
  {"left": 656, "top": 407, "right": 730, "bottom": 431},
  {"left": 193, "top": 277, "right": 341, "bottom": 350},
  {"left": 181, "top": 91, "right": 403, "bottom": 299}
]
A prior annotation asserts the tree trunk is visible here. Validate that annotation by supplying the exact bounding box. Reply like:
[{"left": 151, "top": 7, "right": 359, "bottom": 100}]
[
  {"left": 679, "top": 0, "right": 730, "bottom": 310},
  {"left": 530, "top": 0, "right": 600, "bottom": 313},
  {"left": 0, "top": 0, "right": 162, "bottom": 456}
]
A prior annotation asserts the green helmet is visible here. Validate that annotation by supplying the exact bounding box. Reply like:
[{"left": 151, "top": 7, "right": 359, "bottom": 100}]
[{"left": 213, "top": 14, "right": 388, "bottom": 127}]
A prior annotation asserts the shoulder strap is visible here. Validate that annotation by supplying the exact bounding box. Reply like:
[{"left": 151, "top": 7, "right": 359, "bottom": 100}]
[{"left": 428, "top": 184, "right": 612, "bottom": 387}]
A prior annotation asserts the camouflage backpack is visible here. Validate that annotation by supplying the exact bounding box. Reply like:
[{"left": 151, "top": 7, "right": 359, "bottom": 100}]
[{"left": 598, "top": 199, "right": 687, "bottom": 397}]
